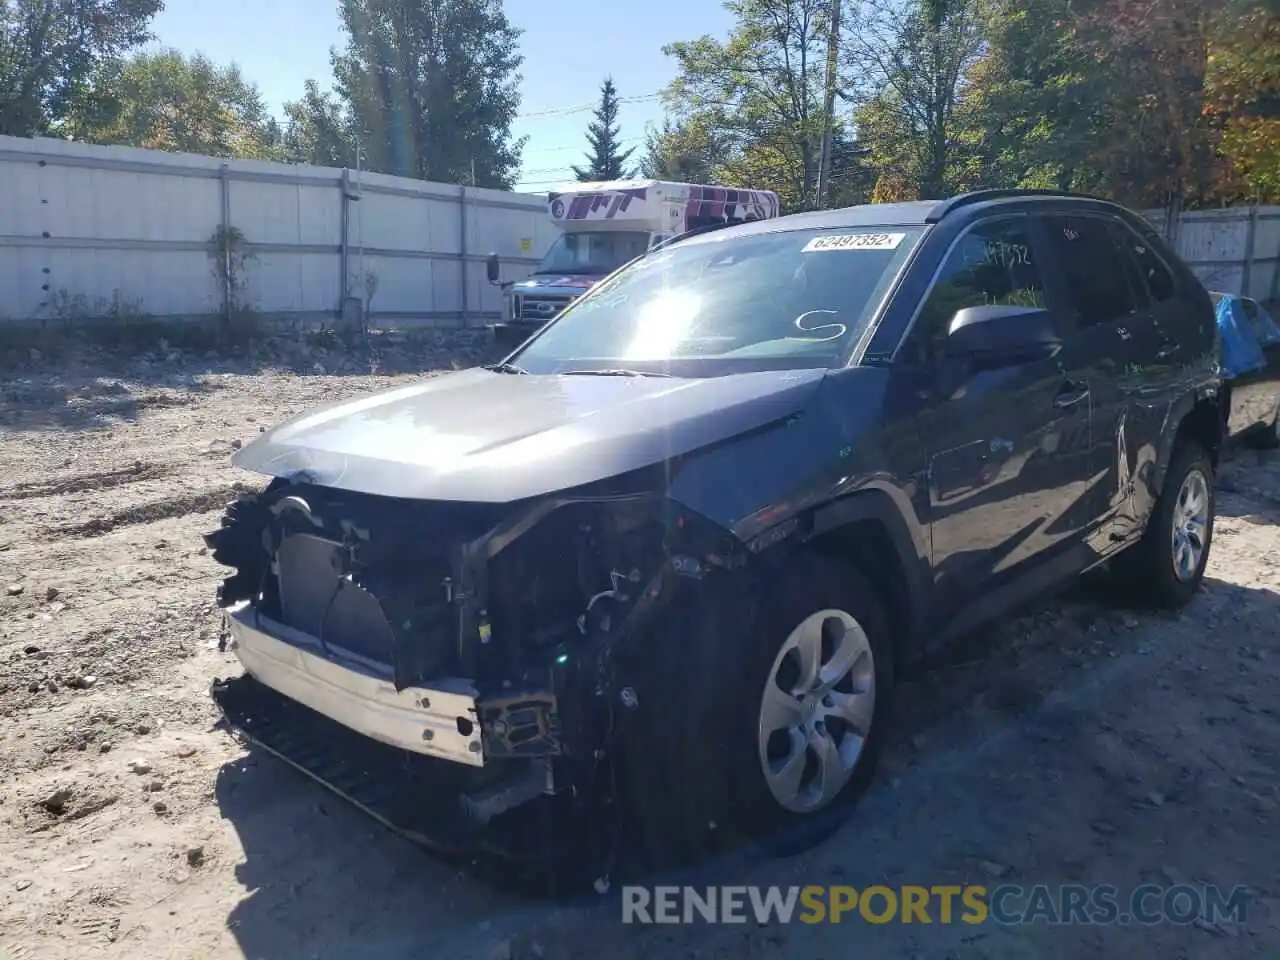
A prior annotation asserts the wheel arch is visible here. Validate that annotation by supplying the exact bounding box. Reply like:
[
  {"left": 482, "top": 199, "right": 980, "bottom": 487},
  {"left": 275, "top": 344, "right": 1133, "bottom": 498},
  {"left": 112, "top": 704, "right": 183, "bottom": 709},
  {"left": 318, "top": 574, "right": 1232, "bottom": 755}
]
[
  {"left": 1153, "top": 388, "right": 1224, "bottom": 499},
  {"left": 801, "top": 488, "right": 930, "bottom": 670}
]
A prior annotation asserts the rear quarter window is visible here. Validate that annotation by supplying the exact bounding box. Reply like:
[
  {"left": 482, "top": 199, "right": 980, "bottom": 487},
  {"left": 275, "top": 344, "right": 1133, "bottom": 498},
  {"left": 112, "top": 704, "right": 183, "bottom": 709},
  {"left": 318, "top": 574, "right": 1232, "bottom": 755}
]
[{"left": 1111, "top": 222, "right": 1178, "bottom": 303}]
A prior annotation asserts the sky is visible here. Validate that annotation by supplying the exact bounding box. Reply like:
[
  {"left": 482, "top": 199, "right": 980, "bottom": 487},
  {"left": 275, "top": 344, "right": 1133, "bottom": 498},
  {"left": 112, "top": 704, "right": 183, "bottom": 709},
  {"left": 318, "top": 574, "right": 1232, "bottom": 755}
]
[{"left": 147, "top": 0, "right": 736, "bottom": 192}]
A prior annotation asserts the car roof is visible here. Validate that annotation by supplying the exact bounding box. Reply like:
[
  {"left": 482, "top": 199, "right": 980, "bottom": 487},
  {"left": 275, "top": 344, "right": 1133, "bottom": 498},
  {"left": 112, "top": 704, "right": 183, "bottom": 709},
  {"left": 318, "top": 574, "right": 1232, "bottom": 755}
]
[{"left": 675, "top": 189, "right": 1134, "bottom": 247}]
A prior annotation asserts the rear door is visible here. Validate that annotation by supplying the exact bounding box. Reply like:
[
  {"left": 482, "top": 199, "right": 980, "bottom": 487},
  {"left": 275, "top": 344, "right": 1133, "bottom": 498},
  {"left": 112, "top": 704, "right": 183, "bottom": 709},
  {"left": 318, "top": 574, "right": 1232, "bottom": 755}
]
[{"left": 1036, "top": 212, "right": 1155, "bottom": 552}]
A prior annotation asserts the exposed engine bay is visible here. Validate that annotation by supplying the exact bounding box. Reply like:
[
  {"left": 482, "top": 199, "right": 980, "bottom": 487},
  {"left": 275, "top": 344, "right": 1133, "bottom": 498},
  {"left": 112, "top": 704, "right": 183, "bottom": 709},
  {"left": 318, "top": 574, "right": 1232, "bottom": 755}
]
[{"left": 204, "top": 472, "right": 749, "bottom": 874}]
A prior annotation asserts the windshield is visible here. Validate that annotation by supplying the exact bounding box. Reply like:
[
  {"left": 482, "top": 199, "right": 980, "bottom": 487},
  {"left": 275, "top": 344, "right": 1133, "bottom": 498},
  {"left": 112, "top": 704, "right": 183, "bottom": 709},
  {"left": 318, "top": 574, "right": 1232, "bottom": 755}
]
[
  {"left": 512, "top": 226, "right": 925, "bottom": 374},
  {"left": 535, "top": 230, "right": 651, "bottom": 276}
]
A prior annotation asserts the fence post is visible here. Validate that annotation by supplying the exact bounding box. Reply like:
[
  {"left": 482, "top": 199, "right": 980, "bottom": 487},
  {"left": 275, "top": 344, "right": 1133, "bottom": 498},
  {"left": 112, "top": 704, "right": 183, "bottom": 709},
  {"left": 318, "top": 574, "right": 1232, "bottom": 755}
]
[
  {"left": 1242, "top": 203, "right": 1259, "bottom": 298},
  {"left": 460, "top": 186, "right": 469, "bottom": 328},
  {"left": 339, "top": 168, "right": 351, "bottom": 312},
  {"left": 1164, "top": 193, "right": 1182, "bottom": 248},
  {"left": 219, "top": 163, "right": 232, "bottom": 324}
]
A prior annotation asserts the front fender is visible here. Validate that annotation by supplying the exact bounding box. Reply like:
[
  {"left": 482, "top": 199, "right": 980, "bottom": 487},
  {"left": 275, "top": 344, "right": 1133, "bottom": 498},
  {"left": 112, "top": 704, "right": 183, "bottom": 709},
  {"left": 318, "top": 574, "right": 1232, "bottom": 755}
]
[{"left": 806, "top": 486, "right": 931, "bottom": 654}]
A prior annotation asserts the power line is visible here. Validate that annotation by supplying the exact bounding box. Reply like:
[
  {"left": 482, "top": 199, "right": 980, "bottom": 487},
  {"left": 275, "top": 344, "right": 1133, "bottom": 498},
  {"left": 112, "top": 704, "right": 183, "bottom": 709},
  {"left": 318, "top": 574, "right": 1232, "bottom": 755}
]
[
  {"left": 533, "top": 135, "right": 645, "bottom": 157},
  {"left": 515, "top": 137, "right": 649, "bottom": 181},
  {"left": 517, "top": 93, "right": 662, "bottom": 121}
]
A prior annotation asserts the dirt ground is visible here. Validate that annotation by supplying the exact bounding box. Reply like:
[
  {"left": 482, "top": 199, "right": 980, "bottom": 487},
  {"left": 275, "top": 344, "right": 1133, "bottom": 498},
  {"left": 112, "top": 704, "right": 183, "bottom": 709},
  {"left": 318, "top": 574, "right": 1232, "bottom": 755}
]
[{"left": 1, "top": 342, "right": 1278, "bottom": 960}]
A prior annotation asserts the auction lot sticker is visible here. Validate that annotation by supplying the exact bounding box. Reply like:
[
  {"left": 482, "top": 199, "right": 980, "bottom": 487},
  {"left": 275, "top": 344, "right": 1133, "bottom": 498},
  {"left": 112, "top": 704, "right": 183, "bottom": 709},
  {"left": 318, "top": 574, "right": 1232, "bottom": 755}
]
[{"left": 803, "top": 232, "right": 905, "bottom": 252}]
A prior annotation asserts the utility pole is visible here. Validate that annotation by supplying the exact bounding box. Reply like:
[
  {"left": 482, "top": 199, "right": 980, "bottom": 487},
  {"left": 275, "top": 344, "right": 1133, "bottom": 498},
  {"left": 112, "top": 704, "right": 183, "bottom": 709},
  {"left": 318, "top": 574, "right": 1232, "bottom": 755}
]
[
  {"left": 356, "top": 138, "right": 365, "bottom": 301},
  {"left": 815, "top": 0, "right": 843, "bottom": 209}
]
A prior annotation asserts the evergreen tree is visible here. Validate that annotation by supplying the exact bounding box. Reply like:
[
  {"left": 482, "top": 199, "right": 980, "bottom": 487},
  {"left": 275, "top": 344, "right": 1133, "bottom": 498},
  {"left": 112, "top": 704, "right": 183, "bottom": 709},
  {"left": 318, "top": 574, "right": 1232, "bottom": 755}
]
[{"left": 572, "top": 77, "right": 637, "bottom": 181}]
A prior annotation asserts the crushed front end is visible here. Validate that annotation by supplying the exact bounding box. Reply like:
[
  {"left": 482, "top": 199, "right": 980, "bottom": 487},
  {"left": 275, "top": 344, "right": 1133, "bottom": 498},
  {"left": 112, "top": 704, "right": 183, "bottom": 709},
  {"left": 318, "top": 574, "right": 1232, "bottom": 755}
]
[{"left": 205, "top": 473, "right": 744, "bottom": 876}]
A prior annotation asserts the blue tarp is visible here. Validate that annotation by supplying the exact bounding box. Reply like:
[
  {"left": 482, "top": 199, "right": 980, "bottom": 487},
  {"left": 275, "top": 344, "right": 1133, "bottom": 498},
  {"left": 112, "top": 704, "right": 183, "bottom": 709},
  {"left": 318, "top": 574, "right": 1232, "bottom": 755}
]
[
  {"left": 1250, "top": 299, "right": 1280, "bottom": 347},
  {"left": 1215, "top": 294, "right": 1280, "bottom": 379}
]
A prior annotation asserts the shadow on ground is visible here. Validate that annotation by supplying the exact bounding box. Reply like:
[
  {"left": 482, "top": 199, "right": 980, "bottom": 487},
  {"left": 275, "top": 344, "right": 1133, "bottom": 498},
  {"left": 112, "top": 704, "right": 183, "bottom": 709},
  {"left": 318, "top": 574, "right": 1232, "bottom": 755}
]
[
  {"left": 0, "top": 329, "right": 508, "bottom": 432},
  {"left": 0, "top": 364, "right": 226, "bottom": 431},
  {"left": 209, "top": 570, "right": 1280, "bottom": 960}
]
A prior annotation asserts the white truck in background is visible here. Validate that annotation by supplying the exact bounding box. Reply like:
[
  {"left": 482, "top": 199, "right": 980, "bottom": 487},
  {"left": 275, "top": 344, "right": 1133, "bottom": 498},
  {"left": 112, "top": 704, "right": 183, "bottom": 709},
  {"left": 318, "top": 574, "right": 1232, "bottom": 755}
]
[{"left": 486, "top": 179, "right": 782, "bottom": 340}]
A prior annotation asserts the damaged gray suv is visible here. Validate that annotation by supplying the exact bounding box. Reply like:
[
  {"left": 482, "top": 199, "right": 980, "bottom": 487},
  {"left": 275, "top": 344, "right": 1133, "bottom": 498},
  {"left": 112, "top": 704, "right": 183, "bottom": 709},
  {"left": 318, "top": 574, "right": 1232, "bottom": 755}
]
[{"left": 208, "top": 189, "right": 1224, "bottom": 880}]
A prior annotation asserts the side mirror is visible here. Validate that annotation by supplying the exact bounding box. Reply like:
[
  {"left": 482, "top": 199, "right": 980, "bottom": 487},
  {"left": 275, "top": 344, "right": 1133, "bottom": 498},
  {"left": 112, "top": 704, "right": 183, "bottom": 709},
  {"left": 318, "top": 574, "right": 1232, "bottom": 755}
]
[
  {"left": 485, "top": 253, "right": 501, "bottom": 285},
  {"left": 945, "top": 304, "right": 1061, "bottom": 368}
]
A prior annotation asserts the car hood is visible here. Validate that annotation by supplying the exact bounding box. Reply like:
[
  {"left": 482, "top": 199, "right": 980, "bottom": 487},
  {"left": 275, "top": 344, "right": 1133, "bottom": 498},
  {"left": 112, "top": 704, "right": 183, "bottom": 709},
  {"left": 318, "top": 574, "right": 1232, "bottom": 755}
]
[{"left": 232, "top": 366, "right": 828, "bottom": 502}]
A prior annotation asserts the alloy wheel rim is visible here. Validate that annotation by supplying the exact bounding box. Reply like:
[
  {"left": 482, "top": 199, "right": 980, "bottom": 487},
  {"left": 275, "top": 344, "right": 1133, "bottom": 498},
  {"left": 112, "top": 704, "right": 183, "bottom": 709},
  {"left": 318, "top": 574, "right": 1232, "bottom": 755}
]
[
  {"left": 1171, "top": 468, "right": 1210, "bottom": 582},
  {"left": 757, "top": 609, "right": 875, "bottom": 814}
]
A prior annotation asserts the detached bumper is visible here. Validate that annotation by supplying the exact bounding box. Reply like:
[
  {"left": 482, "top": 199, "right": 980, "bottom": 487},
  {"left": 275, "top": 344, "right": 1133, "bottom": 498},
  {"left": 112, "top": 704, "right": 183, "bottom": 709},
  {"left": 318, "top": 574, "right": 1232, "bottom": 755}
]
[
  {"left": 223, "top": 605, "right": 485, "bottom": 767},
  {"left": 212, "top": 628, "right": 582, "bottom": 870}
]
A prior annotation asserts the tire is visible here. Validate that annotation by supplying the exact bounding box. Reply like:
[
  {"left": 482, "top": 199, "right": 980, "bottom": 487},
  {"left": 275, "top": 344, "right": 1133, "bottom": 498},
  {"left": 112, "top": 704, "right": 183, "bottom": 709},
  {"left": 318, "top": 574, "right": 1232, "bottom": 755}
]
[
  {"left": 1115, "top": 439, "right": 1215, "bottom": 609},
  {"left": 621, "top": 551, "right": 895, "bottom": 862}
]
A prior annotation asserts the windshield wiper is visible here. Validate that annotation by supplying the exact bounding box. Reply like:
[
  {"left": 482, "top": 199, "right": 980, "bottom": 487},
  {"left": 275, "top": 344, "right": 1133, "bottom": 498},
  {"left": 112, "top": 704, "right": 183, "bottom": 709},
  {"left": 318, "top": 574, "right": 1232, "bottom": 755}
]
[
  {"left": 560, "top": 368, "right": 673, "bottom": 378},
  {"left": 483, "top": 361, "right": 528, "bottom": 374}
]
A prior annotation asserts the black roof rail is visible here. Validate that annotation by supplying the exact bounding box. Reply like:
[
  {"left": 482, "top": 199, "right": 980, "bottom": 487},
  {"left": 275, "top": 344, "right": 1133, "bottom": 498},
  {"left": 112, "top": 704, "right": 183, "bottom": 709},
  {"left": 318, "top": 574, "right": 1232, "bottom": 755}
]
[{"left": 926, "top": 189, "right": 1110, "bottom": 223}]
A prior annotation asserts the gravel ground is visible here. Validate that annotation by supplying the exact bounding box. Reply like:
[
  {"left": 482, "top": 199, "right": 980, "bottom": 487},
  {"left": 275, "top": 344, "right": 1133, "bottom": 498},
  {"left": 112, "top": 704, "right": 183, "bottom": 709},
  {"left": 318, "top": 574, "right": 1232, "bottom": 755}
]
[{"left": 1, "top": 343, "right": 1278, "bottom": 960}]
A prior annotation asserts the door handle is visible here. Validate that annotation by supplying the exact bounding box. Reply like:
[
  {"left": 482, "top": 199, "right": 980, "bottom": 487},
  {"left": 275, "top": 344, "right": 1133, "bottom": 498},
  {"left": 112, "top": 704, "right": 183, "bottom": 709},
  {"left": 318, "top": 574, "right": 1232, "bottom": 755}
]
[{"left": 1054, "top": 381, "right": 1089, "bottom": 410}]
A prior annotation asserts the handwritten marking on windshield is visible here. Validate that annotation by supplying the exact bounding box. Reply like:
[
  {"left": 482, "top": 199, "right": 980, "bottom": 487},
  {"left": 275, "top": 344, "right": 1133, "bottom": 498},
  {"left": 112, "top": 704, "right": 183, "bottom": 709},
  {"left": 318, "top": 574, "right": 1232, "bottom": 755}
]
[{"left": 802, "top": 232, "right": 905, "bottom": 253}]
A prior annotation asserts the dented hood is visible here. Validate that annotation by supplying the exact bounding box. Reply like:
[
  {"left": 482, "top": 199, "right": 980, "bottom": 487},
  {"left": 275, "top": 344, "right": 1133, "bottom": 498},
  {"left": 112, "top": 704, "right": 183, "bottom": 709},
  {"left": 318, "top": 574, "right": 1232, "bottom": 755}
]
[{"left": 231, "top": 366, "right": 827, "bottom": 502}]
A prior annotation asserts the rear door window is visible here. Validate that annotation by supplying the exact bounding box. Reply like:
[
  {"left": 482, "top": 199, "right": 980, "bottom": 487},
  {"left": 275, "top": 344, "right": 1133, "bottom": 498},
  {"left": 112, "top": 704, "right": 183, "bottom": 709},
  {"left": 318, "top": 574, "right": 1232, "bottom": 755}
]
[{"left": 1041, "top": 216, "right": 1138, "bottom": 326}]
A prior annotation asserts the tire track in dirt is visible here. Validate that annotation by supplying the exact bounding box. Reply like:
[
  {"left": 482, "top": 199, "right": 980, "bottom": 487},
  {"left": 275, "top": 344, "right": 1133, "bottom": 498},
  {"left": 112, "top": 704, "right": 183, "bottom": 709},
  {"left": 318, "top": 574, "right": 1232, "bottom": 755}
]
[
  {"left": 0, "top": 462, "right": 178, "bottom": 501},
  {"left": 40, "top": 483, "right": 246, "bottom": 540}
]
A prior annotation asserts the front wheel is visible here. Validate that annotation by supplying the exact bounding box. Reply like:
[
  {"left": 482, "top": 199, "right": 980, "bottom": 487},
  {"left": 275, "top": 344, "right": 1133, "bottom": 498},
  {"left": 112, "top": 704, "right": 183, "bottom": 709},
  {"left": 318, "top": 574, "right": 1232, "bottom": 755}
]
[
  {"left": 721, "top": 554, "right": 896, "bottom": 851},
  {"left": 620, "top": 553, "right": 896, "bottom": 863}
]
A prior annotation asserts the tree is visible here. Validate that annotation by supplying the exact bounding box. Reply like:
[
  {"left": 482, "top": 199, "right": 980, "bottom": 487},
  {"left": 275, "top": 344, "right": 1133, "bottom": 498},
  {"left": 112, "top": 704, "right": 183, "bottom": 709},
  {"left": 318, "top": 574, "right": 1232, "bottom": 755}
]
[
  {"left": 965, "top": 0, "right": 1253, "bottom": 208},
  {"left": 326, "top": 0, "right": 526, "bottom": 187},
  {"left": 572, "top": 77, "right": 637, "bottom": 180},
  {"left": 1205, "top": 1, "right": 1280, "bottom": 202},
  {"left": 60, "top": 50, "right": 280, "bottom": 159},
  {"left": 660, "top": 0, "right": 839, "bottom": 210},
  {"left": 639, "top": 116, "right": 727, "bottom": 181},
  {"left": 1078, "top": 0, "right": 1219, "bottom": 207},
  {"left": 281, "top": 80, "right": 356, "bottom": 167},
  {"left": 955, "top": 0, "right": 1102, "bottom": 195},
  {"left": 843, "top": 0, "right": 986, "bottom": 200},
  {"left": 0, "top": 0, "right": 161, "bottom": 137}
]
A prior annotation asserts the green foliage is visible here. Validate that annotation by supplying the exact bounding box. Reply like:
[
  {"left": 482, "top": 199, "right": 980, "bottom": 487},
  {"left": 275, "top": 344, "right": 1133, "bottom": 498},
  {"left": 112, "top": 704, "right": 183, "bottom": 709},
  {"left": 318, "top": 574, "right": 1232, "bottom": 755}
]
[
  {"left": 639, "top": 116, "right": 727, "bottom": 181},
  {"left": 60, "top": 49, "right": 280, "bottom": 159},
  {"left": 282, "top": 80, "right": 355, "bottom": 167},
  {"left": 658, "top": 0, "right": 838, "bottom": 210},
  {"left": 845, "top": 0, "right": 986, "bottom": 200},
  {"left": 0, "top": 0, "right": 161, "bottom": 136},
  {"left": 5, "top": 0, "right": 1277, "bottom": 211},
  {"left": 572, "top": 77, "right": 637, "bottom": 181},
  {"left": 322, "top": 0, "right": 526, "bottom": 187},
  {"left": 645, "top": 0, "right": 1277, "bottom": 209}
]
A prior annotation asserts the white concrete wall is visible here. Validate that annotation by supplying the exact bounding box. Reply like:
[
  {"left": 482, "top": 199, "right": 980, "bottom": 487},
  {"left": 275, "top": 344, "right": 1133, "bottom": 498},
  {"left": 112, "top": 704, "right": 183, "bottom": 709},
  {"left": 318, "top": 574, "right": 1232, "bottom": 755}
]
[
  {"left": 3, "top": 140, "right": 1276, "bottom": 328},
  {"left": 0, "top": 135, "right": 563, "bottom": 326},
  {"left": 1142, "top": 206, "right": 1280, "bottom": 302}
]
